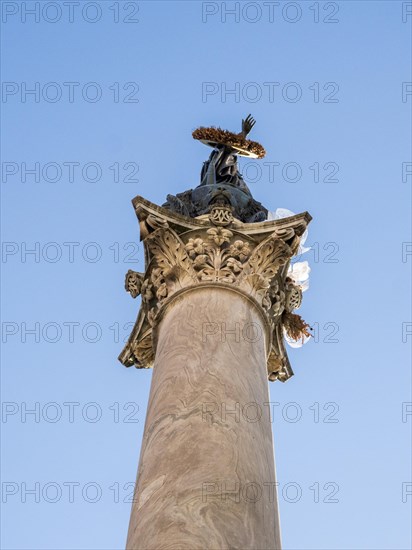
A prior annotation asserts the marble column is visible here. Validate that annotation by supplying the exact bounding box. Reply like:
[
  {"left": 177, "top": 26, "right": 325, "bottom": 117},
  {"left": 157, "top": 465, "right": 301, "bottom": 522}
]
[
  {"left": 119, "top": 197, "right": 311, "bottom": 550},
  {"left": 126, "top": 286, "right": 280, "bottom": 550}
]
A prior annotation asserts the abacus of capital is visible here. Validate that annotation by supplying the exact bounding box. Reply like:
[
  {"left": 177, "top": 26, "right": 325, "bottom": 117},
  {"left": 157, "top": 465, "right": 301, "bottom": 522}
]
[{"left": 119, "top": 116, "right": 312, "bottom": 550}]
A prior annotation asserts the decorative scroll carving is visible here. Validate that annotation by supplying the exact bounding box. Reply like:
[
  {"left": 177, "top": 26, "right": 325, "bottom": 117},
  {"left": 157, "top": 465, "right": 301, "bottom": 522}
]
[{"left": 120, "top": 196, "right": 312, "bottom": 383}]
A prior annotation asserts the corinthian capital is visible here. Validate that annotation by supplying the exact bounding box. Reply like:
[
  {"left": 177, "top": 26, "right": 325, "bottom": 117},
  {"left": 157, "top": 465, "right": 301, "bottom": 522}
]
[{"left": 119, "top": 196, "right": 311, "bottom": 382}]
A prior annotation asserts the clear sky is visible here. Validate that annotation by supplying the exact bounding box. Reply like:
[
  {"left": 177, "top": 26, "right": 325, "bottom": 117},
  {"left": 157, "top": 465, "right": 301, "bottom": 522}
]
[{"left": 1, "top": 1, "right": 411, "bottom": 549}]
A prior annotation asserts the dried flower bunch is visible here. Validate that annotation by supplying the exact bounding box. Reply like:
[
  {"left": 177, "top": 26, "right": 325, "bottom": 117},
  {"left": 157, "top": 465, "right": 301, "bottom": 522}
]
[
  {"left": 192, "top": 126, "right": 266, "bottom": 159},
  {"left": 282, "top": 311, "right": 312, "bottom": 343}
]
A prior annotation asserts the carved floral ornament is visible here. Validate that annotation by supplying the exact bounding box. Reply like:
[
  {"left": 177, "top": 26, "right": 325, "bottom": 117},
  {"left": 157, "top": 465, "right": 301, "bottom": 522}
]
[{"left": 119, "top": 198, "right": 312, "bottom": 383}]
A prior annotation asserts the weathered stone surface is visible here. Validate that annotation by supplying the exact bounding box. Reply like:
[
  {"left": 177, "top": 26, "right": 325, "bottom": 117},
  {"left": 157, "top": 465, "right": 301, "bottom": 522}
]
[{"left": 126, "top": 287, "right": 281, "bottom": 550}]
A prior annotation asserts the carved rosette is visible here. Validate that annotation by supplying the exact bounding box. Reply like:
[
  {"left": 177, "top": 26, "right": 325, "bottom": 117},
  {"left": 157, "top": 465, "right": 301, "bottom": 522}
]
[{"left": 119, "top": 197, "right": 311, "bottom": 382}]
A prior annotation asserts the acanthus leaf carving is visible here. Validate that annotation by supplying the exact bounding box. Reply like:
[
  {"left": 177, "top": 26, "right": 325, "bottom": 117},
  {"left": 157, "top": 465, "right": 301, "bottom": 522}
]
[
  {"left": 135, "top": 228, "right": 200, "bottom": 326},
  {"left": 145, "top": 228, "right": 198, "bottom": 290},
  {"left": 237, "top": 235, "right": 291, "bottom": 306},
  {"left": 120, "top": 198, "right": 312, "bottom": 383}
]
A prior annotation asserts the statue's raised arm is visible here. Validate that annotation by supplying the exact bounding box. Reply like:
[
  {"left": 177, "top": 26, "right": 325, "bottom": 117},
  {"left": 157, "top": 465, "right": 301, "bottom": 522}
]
[{"left": 241, "top": 114, "right": 256, "bottom": 138}]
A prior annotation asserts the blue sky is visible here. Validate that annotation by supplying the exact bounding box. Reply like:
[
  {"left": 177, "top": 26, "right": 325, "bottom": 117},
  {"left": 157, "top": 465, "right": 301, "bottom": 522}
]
[{"left": 1, "top": 1, "right": 411, "bottom": 549}]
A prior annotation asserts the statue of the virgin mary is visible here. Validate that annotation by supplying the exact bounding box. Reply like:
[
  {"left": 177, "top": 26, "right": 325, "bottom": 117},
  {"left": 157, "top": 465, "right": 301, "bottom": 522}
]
[{"left": 163, "top": 115, "right": 268, "bottom": 223}]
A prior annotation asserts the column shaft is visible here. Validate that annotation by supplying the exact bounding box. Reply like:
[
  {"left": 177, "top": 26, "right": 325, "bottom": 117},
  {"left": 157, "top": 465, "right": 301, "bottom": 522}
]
[{"left": 126, "top": 287, "right": 281, "bottom": 550}]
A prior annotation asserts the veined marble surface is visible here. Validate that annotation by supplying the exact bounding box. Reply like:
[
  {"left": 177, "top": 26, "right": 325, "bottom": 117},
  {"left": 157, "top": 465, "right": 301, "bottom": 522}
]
[{"left": 126, "top": 287, "right": 281, "bottom": 550}]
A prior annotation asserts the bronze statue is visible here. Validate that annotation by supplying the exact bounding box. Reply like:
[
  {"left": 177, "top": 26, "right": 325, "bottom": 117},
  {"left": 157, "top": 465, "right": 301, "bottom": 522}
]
[{"left": 163, "top": 115, "right": 268, "bottom": 223}]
